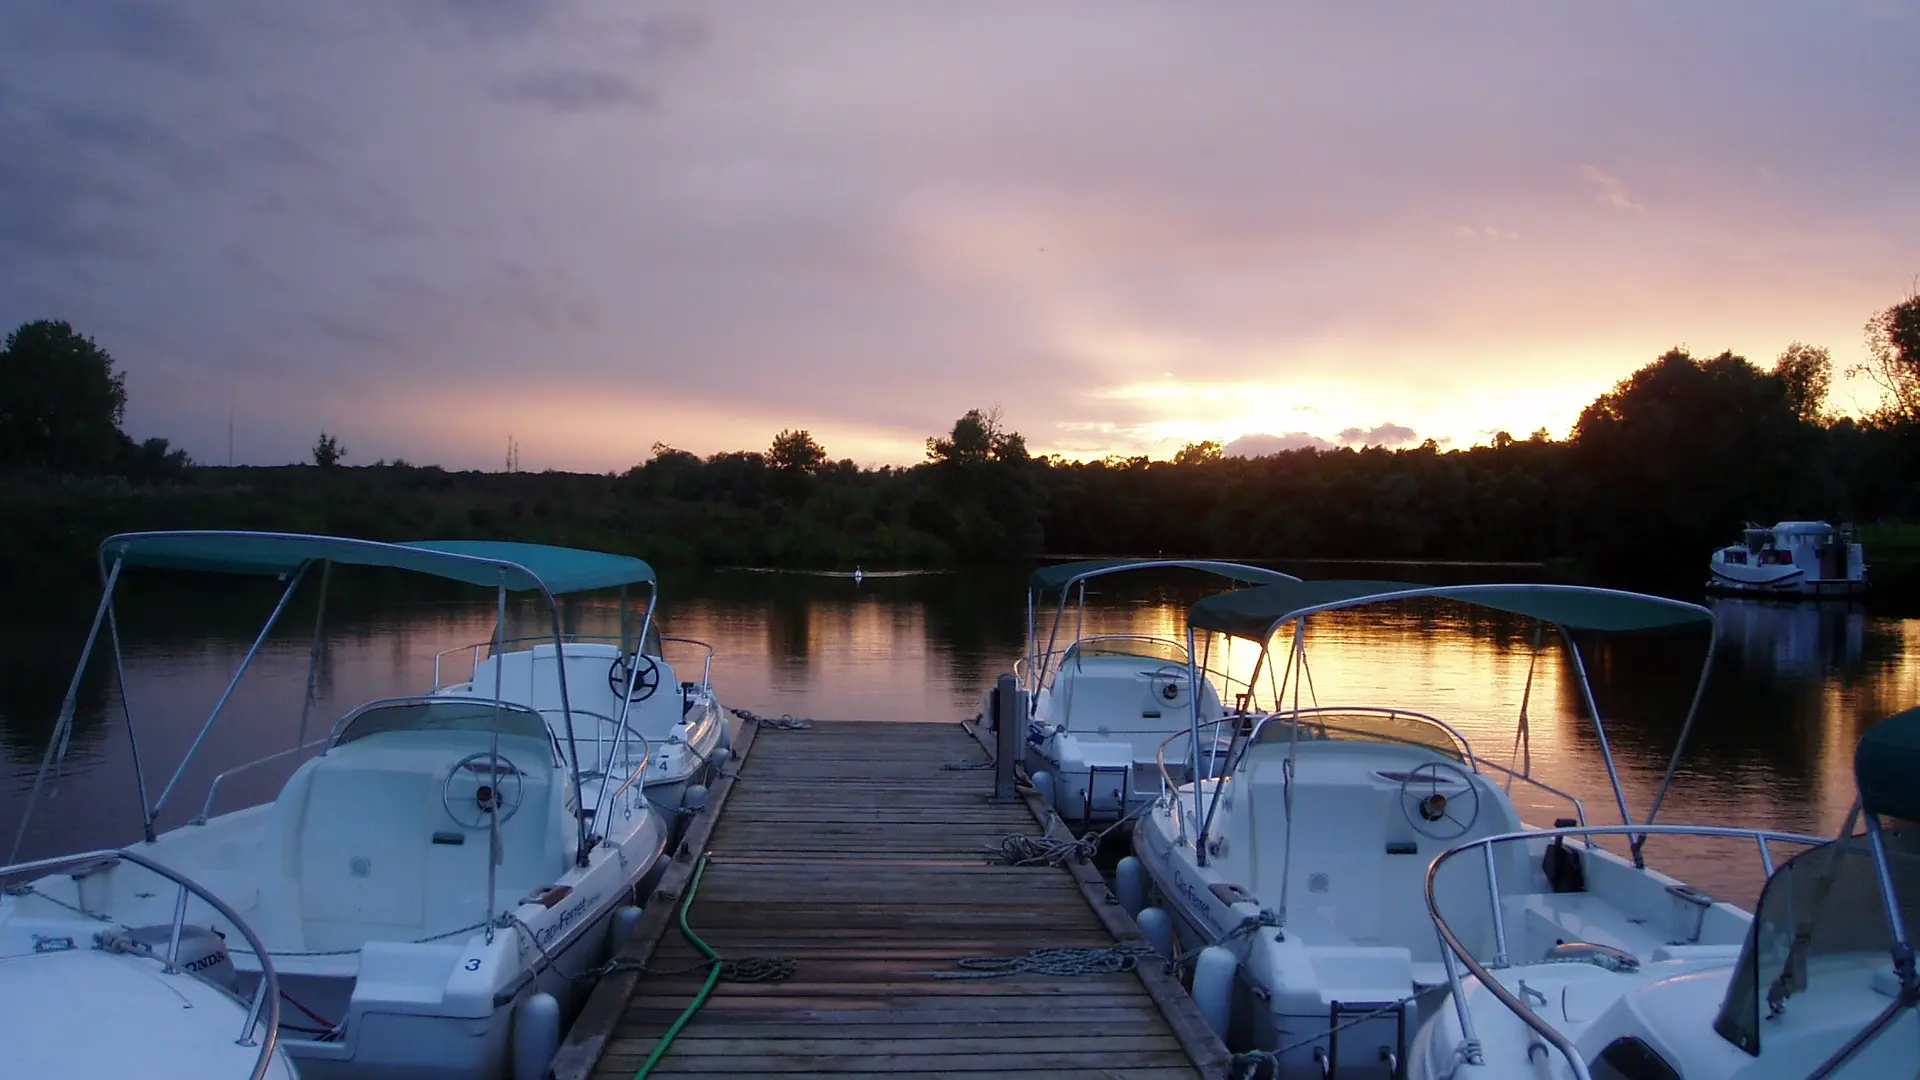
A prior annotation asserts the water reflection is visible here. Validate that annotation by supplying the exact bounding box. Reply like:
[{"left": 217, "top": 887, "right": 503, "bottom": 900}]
[{"left": 3, "top": 568, "right": 1915, "bottom": 909}]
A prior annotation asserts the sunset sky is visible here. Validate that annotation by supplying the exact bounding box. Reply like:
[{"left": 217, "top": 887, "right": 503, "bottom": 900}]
[{"left": 2, "top": 1, "right": 1915, "bottom": 470}]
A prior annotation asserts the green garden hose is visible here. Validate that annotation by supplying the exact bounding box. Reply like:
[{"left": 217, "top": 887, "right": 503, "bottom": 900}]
[{"left": 631, "top": 854, "right": 720, "bottom": 1080}]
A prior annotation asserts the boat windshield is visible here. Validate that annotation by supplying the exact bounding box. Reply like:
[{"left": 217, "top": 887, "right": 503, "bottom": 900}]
[
  {"left": 332, "top": 698, "right": 551, "bottom": 748},
  {"left": 1250, "top": 709, "right": 1468, "bottom": 762},
  {"left": 1064, "top": 636, "right": 1189, "bottom": 667},
  {"left": 1713, "top": 824, "right": 1920, "bottom": 1055}
]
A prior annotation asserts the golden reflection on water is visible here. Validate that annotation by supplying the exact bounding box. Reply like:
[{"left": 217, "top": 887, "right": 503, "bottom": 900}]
[
  {"left": 5, "top": 575, "right": 1915, "bottom": 910},
  {"left": 1055, "top": 594, "right": 1919, "bottom": 903}
]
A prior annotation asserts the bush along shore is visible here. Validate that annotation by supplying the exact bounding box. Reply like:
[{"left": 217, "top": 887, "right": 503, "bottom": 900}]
[{"left": 2, "top": 306, "right": 1918, "bottom": 595}]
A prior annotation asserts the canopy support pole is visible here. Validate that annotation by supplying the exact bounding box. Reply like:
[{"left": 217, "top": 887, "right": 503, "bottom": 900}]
[
  {"left": 293, "top": 560, "right": 333, "bottom": 759},
  {"left": 1558, "top": 626, "right": 1637, "bottom": 864},
  {"left": 485, "top": 581, "right": 506, "bottom": 944},
  {"left": 1505, "top": 622, "right": 1543, "bottom": 795},
  {"left": 1275, "top": 619, "right": 1307, "bottom": 929},
  {"left": 104, "top": 566, "right": 155, "bottom": 843},
  {"left": 153, "top": 563, "right": 309, "bottom": 819},
  {"left": 1187, "top": 624, "right": 1205, "bottom": 851},
  {"left": 8, "top": 556, "right": 124, "bottom": 863},
  {"left": 1634, "top": 626, "right": 1720, "bottom": 863},
  {"left": 544, "top": 587, "right": 590, "bottom": 867},
  {"left": 616, "top": 585, "right": 659, "bottom": 747}
]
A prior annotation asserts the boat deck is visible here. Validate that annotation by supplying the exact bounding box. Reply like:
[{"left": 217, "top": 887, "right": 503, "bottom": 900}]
[{"left": 553, "top": 717, "right": 1228, "bottom": 1080}]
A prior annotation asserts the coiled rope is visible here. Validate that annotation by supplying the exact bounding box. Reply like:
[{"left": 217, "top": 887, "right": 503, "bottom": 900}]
[
  {"left": 728, "top": 707, "right": 815, "bottom": 731},
  {"left": 988, "top": 796, "right": 1153, "bottom": 867},
  {"left": 934, "top": 941, "right": 1157, "bottom": 980}
]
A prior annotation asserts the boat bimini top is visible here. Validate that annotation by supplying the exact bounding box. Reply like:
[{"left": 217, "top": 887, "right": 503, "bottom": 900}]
[
  {"left": 1177, "top": 579, "right": 1718, "bottom": 871},
  {"left": 1023, "top": 558, "right": 1299, "bottom": 706},
  {"left": 11, "top": 531, "right": 662, "bottom": 872}
]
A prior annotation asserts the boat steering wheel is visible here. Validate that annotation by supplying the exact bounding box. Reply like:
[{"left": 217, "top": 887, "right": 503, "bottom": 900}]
[
  {"left": 444, "top": 752, "right": 525, "bottom": 829},
  {"left": 1143, "top": 665, "right": 1190, "bottom": 709},
  {"left": 608, "top": 653, "right": 661, "bottom": 702},
  {"left": 1398, "top": 761, "right": 1480, "bottom": 840}
]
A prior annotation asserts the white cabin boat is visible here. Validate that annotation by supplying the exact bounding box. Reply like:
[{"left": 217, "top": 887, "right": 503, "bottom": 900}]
[
  {"left": 429, "top": 609, "right": 733, "bottom": 830},
  {"left": 1413, "top": 706, "right": 1920, "bottom": 1080},
  {"left": 1019, "top": 559, "right": 1298, "bottom": 826},
  {"left": 1130, "top": 579, "right": 1749, "bottom": 1079},
  {"left": 5, "top": 532, "right": 675, "bottom": 1080},
  {"left": 1708, "top": 520, "right": 1867, "bottom": 597},
  {"left": 0, "top": 848, "right": 300, "bottom": 1080}
]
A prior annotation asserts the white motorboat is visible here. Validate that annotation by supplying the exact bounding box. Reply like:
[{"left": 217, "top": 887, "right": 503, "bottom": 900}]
[
  {"left": 1019, "top": 559, "right": 1298, "bottom": 826},
  {"left": 6, "top": 532, "right": 673, "bottom": 1080},
  {"left": 1130, "top": 579, "right": 1750, "bottom": 1079},
  {"left": 428, "top": 577, "right": 733, "bottom": 829},
  {"left": 1708, "top": 520, "right": 1867, "bottom": 598},
  {"left": 1, "top": 848, "right": 299, "bottom": 1080},
  {"left": 1414, "top": 706, "right": 1920, "bottom": 1080}
]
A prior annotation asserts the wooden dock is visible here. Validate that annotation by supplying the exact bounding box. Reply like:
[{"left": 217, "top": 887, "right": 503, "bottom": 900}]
[{"left": 552, "top": 717, "right": 1230, "bottom": 1080}]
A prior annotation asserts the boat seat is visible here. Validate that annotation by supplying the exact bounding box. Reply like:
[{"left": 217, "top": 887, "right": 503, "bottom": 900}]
[{"left": 278, "top": 732, "right": 565, "bottom": 952}]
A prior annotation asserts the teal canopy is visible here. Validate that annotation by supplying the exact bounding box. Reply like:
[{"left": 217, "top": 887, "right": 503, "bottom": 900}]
[
  {"left": 1030, "top": 558, "right": 1298, "bottom": 596},
  {"left": 97, "top": 532, "right": 656, "bottom": 596},
  {"left": 1856, "top": 706, "right": 1920, "bottom": 823},
  {"left": 1188, "top": 580, "right": 1713, "bottom": 642}
]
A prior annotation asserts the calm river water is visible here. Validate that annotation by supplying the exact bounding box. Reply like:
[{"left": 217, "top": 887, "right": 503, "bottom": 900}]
[{"left": 4, "top": 563, "right": 1915, "bottom": 905}]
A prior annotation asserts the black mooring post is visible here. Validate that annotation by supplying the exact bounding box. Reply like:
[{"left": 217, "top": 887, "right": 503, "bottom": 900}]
[{"left": 992, "top": 672, "right": 1022, "bottom": 803}]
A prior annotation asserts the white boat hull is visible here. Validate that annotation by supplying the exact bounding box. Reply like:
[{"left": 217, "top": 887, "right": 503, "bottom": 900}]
[{"left": 0, "top": 910, "right": 301, "bottom": 1080}]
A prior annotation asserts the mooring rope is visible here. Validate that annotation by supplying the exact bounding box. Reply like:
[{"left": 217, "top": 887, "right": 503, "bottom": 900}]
[
  {"left": 988, "top": 795, "right": 1155, "bottom": 867},
  {"left": 933, "top": 941, "right": 1156, "bottom": 980},
  {"left": 1165, "top": 908, "right": 1283, "bottom": 972},
  {"left": 728, "top": 707, "right": 815, "bottom": 731}
]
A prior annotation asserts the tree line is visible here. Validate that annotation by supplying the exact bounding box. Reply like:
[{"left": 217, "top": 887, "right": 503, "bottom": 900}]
[{"left": 2, "top": 295, "right": 1916, "bottom": 589}]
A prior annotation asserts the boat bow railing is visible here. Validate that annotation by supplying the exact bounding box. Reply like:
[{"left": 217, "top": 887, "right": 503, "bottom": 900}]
[
  {"left": 1424, "top": 824, "right": 1826, "bottom": 1080},
  {"left": 1, "top": 847, "right": 284, "bottom": 1079},
  {"left": 193, "top": 738, "right": 331, "bottom": 825}
]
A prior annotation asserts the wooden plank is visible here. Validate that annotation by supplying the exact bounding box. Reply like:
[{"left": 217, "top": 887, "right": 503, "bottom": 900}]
[
  {"left": 568, "top": 718, "right": 1214, "bottom": 1080},
  {"left": 600, "top": 1049, "right": 1198, "bottom": 1072},
  {"left": 639, "top": 1072, "right": 1196, "bottom": 1080},
  {"left": 609, "top": 1035, "right": 1182, "bottom": 1055},
  {"left": 614, "top": 1021, "right": 1169, "bottom": 1039},
  {"left": 962, "top": 718, "right": 1233, "bottom": 1080},
  {"left": 550, "top": 717, "right": 760, "bottom": 1080},
  {"left": 633, "top": 1068, "right": 1198, "bottom": 1076}
]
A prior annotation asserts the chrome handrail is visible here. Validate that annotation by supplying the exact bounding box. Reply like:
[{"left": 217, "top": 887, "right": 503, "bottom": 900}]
[
  {"left": 326, "top": 695, "right": 548, "bottom": 746},
  {"left": 1, "top": 847, "right": 284, "bottom": 1079},
  {"left": 658, "top": 636, "right": 715, "bottom": 691},
  {"left": 433, "top": 633, "right": 713, "bottom": 692},
  {"left": 588, "top": 732, "right": 653, "bottom": 841},
  {"left": 1246, "top": 705, "right": 1477, "bottom": 765},
  {"left": 193, "top": 739, "right": 330, "bottom": 825},
  {"left": 1024, "top": 635, "right": 1193, "bottom": 689},
  {"left": 1424, "top": 824, "right": 1826, "bottom": 1080}
]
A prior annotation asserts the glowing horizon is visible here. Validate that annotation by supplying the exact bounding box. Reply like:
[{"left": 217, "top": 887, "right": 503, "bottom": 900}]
[{"left": 1, "top": 2, "right": 1913, "bottom": 472}]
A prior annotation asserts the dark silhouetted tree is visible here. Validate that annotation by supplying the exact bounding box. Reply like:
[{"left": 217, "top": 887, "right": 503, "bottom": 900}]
[
  {"left": 927, "top": 406, "right": 1027, "bottom": 464},
  {"left": 1174, "top": 440, "right": 1223, "bottom": 465},
  {"left": 0, "top": 320, "right": 128, "bottom": 473},
  {"left": 1775, "top": 341, "right": 1832, "bottom": 423},
  {"left": 1856, "top": 294, "right": 1920, "bottom": 425},
  {"left": 768, "top": 428, "right": 827, "bottom": 473},
  {"left": 313, "top": 432, "right": 346, "bottom": 468}
]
